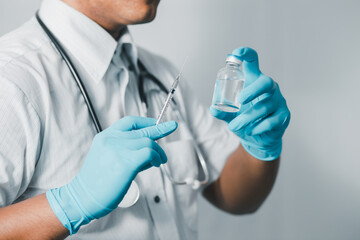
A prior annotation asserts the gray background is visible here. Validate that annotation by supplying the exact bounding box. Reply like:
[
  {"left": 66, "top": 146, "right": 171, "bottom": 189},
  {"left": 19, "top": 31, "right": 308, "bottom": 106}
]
[{"left": 1, "top": 0, "right": 360, "bottom": 239}]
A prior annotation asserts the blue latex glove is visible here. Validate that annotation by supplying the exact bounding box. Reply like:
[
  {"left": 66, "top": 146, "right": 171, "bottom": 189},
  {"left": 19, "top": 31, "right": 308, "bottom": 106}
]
[
  {"left": 46, "top": 116, "right": 177, "bottom": 234},
  {"left": 210, "top": 47, "right": 290, "bottom": 161}
]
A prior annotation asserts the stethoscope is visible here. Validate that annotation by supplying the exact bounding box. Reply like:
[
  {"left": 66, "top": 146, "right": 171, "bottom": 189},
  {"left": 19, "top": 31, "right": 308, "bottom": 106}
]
[{"left": 36, "top": 12, "right": 209, "bottom": 208}]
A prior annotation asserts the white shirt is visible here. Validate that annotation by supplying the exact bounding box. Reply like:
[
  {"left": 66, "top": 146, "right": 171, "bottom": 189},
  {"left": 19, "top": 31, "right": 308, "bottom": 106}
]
[{"left": 0, "top": 0, "right": 240, "bottom": 239}]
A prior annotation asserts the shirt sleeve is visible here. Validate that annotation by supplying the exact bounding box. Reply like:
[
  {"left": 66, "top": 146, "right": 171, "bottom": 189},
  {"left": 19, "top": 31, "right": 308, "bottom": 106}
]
[
  {"left": 0, "top": 77, "right": 41, "bottom": 207},
  {"left": 178, "top": 78, "right": 241, "bottom": 188}
]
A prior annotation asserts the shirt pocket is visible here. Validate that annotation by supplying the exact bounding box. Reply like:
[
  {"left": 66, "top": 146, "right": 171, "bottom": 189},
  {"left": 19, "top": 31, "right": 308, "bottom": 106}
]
[{"left": 160, "top": 138, "right": 199, "bottom": 183}]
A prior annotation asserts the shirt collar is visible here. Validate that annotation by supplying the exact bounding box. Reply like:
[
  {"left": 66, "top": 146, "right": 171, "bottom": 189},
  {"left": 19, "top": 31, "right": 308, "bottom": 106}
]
[{"left": 39, "top": 0, "right": 138, "bottom": 84}]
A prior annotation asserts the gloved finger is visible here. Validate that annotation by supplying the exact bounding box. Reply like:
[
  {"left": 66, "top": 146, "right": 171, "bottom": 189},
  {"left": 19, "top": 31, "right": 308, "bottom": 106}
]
[
  {"left": 248, "top": 110, "right": 290, "bottom": 136},
  {"left": 134, "top": 148, "right": 162, "bottom": 168},
  {"left": 209, "top": 106, "right": 238, "bottom": 123},
  {"left": 113, "top": 137, "right": 168, "bottom": 164},
  {"left": 238, "top": 75, "right": 276, "bottom": 105},
  {"left": 228, "top": 97, "right": 277, "bottom": 132},
  {"left": 138, "top": 163, "right": 153, "bottom": 172},
  {"left": 132, "top": 137, "right": 168, "bottom": 164},
  {"left": 131, "top": 121, "right": 178, "bottom": 140},
  {"left": 110, "top": 116, "right": 157, "bottom": 131},
  {"left": 232, "top": 47, "right": 261, "bottom": 82}
]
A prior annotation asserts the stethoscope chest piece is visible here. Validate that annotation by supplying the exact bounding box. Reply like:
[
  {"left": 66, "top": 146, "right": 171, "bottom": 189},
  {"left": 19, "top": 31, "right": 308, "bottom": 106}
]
[
  {"left": 118, "top": 181, "right": 140, "bottom": 208},
  {"left": 35, "top": 12, "right": 209, "bottom": 210}
]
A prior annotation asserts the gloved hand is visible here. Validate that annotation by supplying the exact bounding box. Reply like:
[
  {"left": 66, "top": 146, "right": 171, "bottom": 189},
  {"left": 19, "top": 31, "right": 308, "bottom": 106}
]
[
  {"left": 210, "top": 47, "right": 290, "bottom": 161},
  {"left": 46, "top": 116, "right": 177, "bottom": 234}
]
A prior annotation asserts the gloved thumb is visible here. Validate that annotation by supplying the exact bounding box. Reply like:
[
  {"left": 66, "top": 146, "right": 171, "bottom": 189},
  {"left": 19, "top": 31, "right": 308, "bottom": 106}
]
[
  {"left": 133, "top": 121, "right": 178, "bottom": 140},
  {"left": 232, "top": 47, "right": 261, "bottom": 86}
]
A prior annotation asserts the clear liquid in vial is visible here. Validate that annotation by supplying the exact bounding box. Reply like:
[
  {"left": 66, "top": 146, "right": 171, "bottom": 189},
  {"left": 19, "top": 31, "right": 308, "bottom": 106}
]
[{"left": 212, "top": 78, "right": 244, "bottom": 113}]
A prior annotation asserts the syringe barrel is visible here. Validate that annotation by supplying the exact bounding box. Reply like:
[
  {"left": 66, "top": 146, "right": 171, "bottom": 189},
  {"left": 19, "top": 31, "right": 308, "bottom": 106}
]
[{"left": 156, "top": 91, "right": 175, "bottom": 125}]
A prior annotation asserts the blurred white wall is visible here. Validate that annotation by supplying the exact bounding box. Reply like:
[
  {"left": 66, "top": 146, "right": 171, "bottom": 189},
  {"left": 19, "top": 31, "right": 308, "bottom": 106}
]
[{"left": 1, "top": 0, "right": 360, "bottom": 239}]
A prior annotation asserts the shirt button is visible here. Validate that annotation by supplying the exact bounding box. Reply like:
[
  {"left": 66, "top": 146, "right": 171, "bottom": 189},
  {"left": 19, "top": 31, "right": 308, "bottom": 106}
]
[{"left": 154, "top": 195, "right": 160, "bottom": 203}]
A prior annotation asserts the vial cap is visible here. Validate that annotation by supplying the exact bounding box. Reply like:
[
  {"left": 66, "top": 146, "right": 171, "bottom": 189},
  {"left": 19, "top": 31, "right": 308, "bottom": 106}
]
[{"left": 226, "top": 54, "right": 242, "bottom": 65}]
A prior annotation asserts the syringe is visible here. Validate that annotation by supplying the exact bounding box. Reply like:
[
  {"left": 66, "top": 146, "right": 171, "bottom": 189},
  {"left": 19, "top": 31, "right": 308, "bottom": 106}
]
[{"left": 156, "top": 57, "right": 188, "bottom": 125}]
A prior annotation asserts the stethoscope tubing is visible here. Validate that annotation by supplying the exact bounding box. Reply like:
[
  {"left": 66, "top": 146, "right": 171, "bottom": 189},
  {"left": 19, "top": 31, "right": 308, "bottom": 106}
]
[
  {"left": 36, "top": 12, "right": 102, "bottom": 133},
  {"left": 35, "top": 12, "right": 209, "bottom": 191}
]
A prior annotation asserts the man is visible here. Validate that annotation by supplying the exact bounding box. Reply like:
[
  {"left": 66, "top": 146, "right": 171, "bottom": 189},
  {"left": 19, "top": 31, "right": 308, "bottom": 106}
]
[{"left": 0, "top": 0, "right": 290, "bottom": 239}]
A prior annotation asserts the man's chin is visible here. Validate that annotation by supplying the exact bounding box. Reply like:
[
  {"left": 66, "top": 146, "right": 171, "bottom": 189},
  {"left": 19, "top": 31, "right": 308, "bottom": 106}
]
[{"left": 128, "top": 9, "right": 157, "bottom": 25}]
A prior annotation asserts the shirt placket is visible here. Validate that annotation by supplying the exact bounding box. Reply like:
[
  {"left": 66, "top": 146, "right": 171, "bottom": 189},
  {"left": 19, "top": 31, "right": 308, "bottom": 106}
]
[
  {"left": 115, "top": 46, "right": 180, "bottom": 239},
  {"left": 138, "top": 167, "right": 181, "bottom": 240}
]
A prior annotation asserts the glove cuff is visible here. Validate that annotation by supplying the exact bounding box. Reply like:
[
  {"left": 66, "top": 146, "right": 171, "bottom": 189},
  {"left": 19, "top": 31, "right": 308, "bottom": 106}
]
[
  {"left": 240, "top": 139, "right": 282, "bottom": 161},
  {"left": 46, "top": 175, "right": 113, "bottom": 235},
  {"left": 46, "top": 185, "right": 91, "bottom": 235}
]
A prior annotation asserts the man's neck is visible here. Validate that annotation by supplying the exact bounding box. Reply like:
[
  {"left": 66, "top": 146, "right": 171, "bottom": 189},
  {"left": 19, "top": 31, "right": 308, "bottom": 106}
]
[{"left": 61, "top": 0, "right": 125, "bottom": 40}]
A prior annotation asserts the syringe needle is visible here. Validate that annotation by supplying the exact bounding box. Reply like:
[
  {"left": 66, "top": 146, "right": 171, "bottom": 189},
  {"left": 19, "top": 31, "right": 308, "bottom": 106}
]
[
  {"left": 178, "top": 56, "right": 188, "bottom": 77},
  {"left": 172, "top": 56, "right": 188, "bottom": 88}
]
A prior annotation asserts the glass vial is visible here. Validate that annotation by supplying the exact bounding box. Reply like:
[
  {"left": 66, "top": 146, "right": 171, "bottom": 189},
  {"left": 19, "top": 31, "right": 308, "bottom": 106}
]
[{"left": 211, "top": 54, "right": 245, "bottom": 112}]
